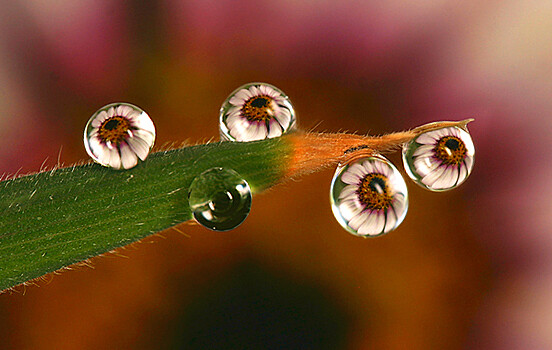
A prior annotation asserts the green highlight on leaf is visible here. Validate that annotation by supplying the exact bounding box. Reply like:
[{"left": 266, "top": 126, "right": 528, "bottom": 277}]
[{"left": 0, "top": 138, "right": 292, "bottom": 292}]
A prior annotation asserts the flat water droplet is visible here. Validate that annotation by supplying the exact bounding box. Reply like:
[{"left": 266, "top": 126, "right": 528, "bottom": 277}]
[
  {"left": 188, "top": 168, "right": 252, "bottom": 231},
  {"left": 402, "top": 126, "right": 475, "bottom": 191},
  {"left": 219, "top": 82, "right": 296, "bottom": 142},
  {"left": 330, "top": 156, "right": 408, "bottom": 237},
  {"left": 84, "top": 102, "right": 156, "bottom": 170}
]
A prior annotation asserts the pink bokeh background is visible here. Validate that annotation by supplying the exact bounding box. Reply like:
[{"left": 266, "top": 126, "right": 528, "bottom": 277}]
[{"left": 1, "top": 1, "right": 551, "bottom": 349}]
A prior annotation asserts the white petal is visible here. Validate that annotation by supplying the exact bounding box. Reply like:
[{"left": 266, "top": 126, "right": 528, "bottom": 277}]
[
  {"left": 120, "top": 143, "right": 138, "bottom": 169},
  {"left": 421, "top": 166, "right": 446, "bottom": 188},
  {"left": 228, "top": 96, "right": 245, "bottom": 107},
  {"left": 339, "top": 200, "right": 363, "bottom": 221},
  {"left": 106, "top": 107, "right": 115, "bottom": 118},
  {"left": 131, "top": 112, "right": 156, "bottom": 133},
  {"left": 391, "top": 194, "right": 407, "bottom": 216},
  {"left": 240, "top": 122, "right": 265, "bottom": 141},
  {"left": 239, "top": 123, "right": 259, "bottom": 141},
  {"left": 383, "top": 163, "right": 393, "bottom": 178},
  {"left": 413, "top": 144, "right": 434, "bottom": 158},
  {"left": 258, "top": 85, "right": 268, "bottom": 95},
  {"left": 267, "top": 119, "right": 282, "bottom": 138},
  {"left": 463, "top": 155, "right": 474, "bottom": 171},
  {"left": 449, "top": 166, "right": 460, "bottom": 186},
  {"left": 432, "top": 167, "right": 456, "bottom": 190},
  {"left": 229, "top": 89, "right": 251, "bottom": 106},
  {"left": 358, "top": 211, "right": 385, "bottom": 235},
  {"left": 98, "top": 144, "right": 110, "bottom": 165},
  {"left": 356, "top": 212, "right": 374, "bottom": 235},
  {"left": 226, "top": 113, "right": 245, "bottom": 129},
  {"left": 348, "top": 211, "right": 369, "bottom": 231},
  {"left": 259, "top": 85, "right": 272, "bottom": 96},
  {"left": 273, "top": 108, "right": 291, "bottom": 129},
  {"left": 88, "top": 135, "right": 102, "bottom": 151},
  {"left": 414, "top": 156, "right": 439, "bottom": 177},
  {"left": 458, "top": 164, "right": 468, "bottom": 184},
  {"left": 371, "top": 214, "right": 386, "bottom": 235},
  {"left": 127, "top": 137, "right": 151, "bottom": 160},
  {"left": 273, "top": 95, "right": 288, "bottom": 106},
  {"left": 126, "top": 109, "right": 142, "bottom": 121},
  {"left": 341, "top": 164, "right": 365, "bottom": 185},
  {"left": 88, "top": 137, "right": 104, "bottom": 159},
  {"left": 435, "top": 128, "right": 448, "bottom": 138},
  {"left": 349, "top": 163, "right": 367, "bottom": 176},
  {"left": 133, "top": 130, "right": 155, "bottom": 148},
  {"left": 338, "top": 185, "right": 358, "bottom": 200},
  {"left": 464, "top": 137, "right": 475, "bottom": 155},
  {"left": 262, "top": 85, "right": 279, "bottom": 98},
  {"left": 107, "top": 148, "right": 122, "bottom": 169},
  {"left": 362, "top": 160, "right": 377, "bottom": 174},
  {"left": 450, "top": 127, "right": 460, "bottom": 137},
  {"left": 249, "top": 85, "right": 260, "bottom": 97},
  {"left": 224, "top": 113, "right": 242, "bottom": 128},
  {"left": 117, "top": 105, "right": 133, "bottom": 118},
  {"left": 371, "top": 160, "right": 382, "bottom": 175},
  {"left": 375, "top": 160, "right": 390, "bottom": 177},
  {"left": 229, "top": 119, "right": 253, "bottom": 141},
  {"left": 94, "top": 111, "right": 110, "bottom": 126},
  {"left": 227, "top": 106, "right": 241, "bottom": 118},
  {"left": 255, "top": 124, "right": 268, "bottom": 140},
  {"left": 383, "top": 211, "right": 397, "bottom": 233},
  {"left": 415, "top": 130, "right": 440, "bottom": 145}
]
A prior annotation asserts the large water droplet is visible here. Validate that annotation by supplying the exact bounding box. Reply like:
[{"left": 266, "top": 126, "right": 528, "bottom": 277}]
[
  {"left": 402, "top": 126, "right": 475, "bottom": 191},
  {"left": 219, "top": 82, "right": 296, "bottom": 142},
  {"left": 188, "top": 168, "right": 252, "bottom": 231},
  {"left": 330, "top": 155, "right": 408, "bottom": 237},
  {"left": 84, "top": 102, "right": 156, "bottom": 170}
]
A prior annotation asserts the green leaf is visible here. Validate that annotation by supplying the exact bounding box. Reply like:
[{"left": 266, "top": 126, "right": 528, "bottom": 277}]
[
  {"left": 0, "top": 138, "right": 292, "bottom": 291},
  {"left": 0, "top": 119, "right": 473, "bottom": 292}
]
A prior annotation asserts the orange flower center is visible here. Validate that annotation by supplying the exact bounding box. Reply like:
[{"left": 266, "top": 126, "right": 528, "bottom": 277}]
[
  {"left": 434, "top": 136, "right": 467, "bottom": 165},
  {"left": 241, "top": 95, "right": 275, "bottom": 122},
  {"left": 98, "top": 116, "right": 131, "bottom": 145},
  {"left": 357, "top": 173, "right": 393, "bottom": 211}
]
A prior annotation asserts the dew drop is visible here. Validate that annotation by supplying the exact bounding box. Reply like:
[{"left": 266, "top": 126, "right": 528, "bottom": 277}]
[
  {"left": 330, "top": 155, "right": 408, "bottom": 237},
  {"left": 84, "top": 102, "right": 156, "bottom": 170},
  {"left": 188, "top": 168, "right": 252, "bottom": 231},
  {"left": 402, "top": 126, "right": 475, "bottom": 191},
  {"left": 219, "top": 82, "right": 296, "bottom": 142}
]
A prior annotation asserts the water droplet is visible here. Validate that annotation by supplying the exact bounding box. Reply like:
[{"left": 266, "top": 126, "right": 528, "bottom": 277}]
[
  {"left": 402, "top": 126, "right": 475, "bottom": 191},
  {"left": 188, "top": 168, "right": 252, "bottom": 231},
  {"left": 219, "top": 82, "right": 296, "bottom": 142},
  {"left": 330, "top": 156, "right": 408, "bottom": 237},
  {"left": 84, "top": 102, "right": 156, "bottom": 170}
]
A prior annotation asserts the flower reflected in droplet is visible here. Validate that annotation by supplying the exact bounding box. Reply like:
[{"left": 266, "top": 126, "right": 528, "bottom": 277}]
[
  {"left": 220, "top": 83, "right": 296, "bottom": 141},
  {"left": 84, "top": 103, "right": 156, "bottom": 170},
  {"left": 403, "top": 126, "right": 475, "bottom": 191},
  {"left": 331, "top": 156, "right": 408, "bottom": 237}
]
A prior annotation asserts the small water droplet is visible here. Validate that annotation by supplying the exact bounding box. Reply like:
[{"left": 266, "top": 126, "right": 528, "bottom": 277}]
[
  {"left": 402, "top": 126, "right": 475, "bottom": 191},
  {"left": 219, "top": 82, "right": 296, "bottom": 142},
  {"left": 84, "top": 103, "right": 156, "bottom": 170},
  {"left": 330, "top": 155, "right": 408, "bottom": 237},
  {"left": 188, "top": 168, "right": 252, "bottom": 231}
]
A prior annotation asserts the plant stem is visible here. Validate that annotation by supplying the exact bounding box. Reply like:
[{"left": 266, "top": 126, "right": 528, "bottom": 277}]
[{"left": 0, "top": 119, "right": 472, "bottom": 292}]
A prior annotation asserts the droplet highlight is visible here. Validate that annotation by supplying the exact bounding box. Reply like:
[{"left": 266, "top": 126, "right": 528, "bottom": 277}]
[
  {"left": 219, "top": 82, "right": 296, "bottom": 142},
  {"left": 84, "top": 102, "right": 156, "bottom": 170},
  {"left": 330, "top": 156, "right": 408, "bottom": 237},
  {"left": 188, "top": 168, "right": 252, "bottom": 231},
  {"left": 402, "top": 126, "right": 475, "bottom": 191}
]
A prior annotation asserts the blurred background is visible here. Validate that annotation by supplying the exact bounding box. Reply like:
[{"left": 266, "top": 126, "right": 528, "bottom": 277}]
[{"left": 0, "top": 1, "right": 550, "bottom": 349}]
